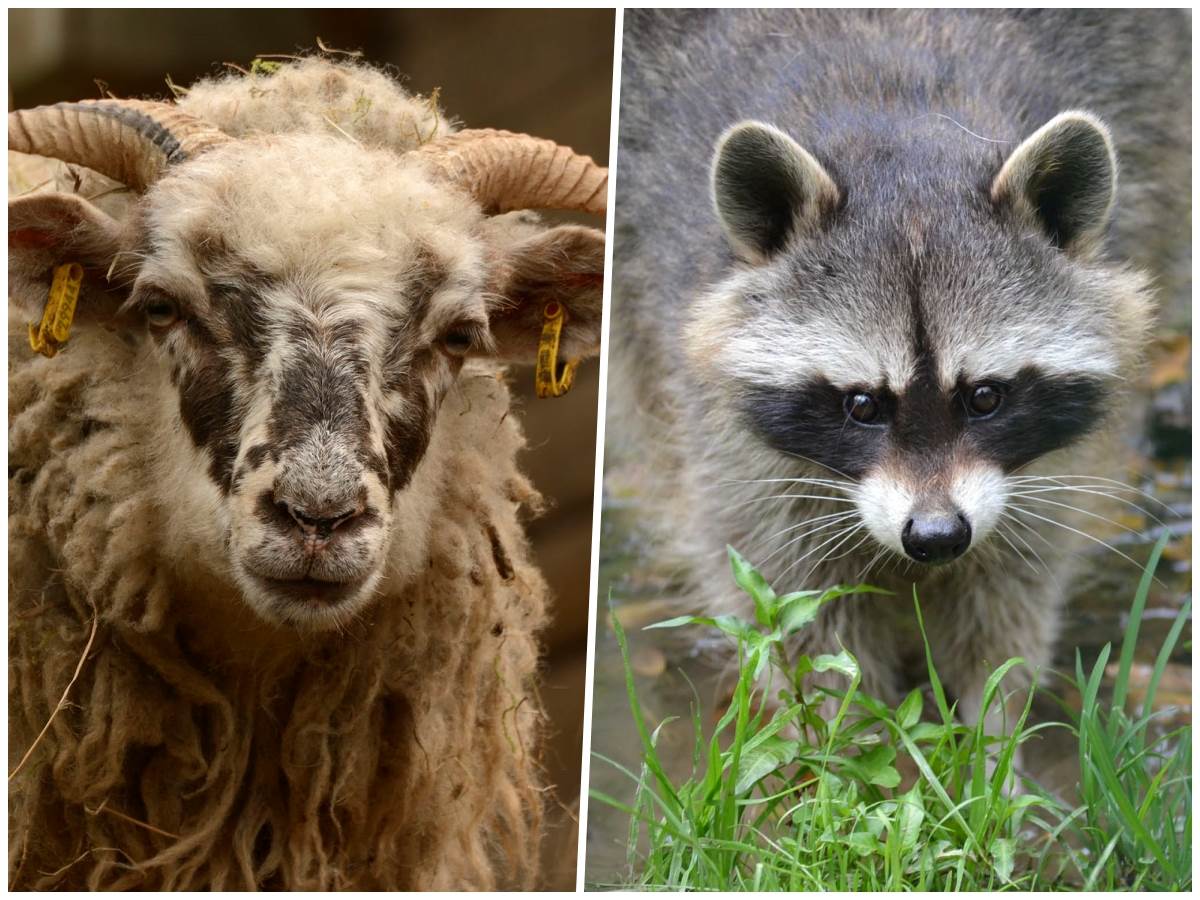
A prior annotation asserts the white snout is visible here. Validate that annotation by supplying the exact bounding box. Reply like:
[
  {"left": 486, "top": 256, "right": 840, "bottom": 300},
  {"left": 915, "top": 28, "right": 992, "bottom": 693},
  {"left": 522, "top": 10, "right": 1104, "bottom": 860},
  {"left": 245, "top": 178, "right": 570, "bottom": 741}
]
[
  {"left": 855, "top": 472, "right": 913, "bottom": 554},
  {"left": 856, "top": 462, "right": 1006, "bottom": 557}
]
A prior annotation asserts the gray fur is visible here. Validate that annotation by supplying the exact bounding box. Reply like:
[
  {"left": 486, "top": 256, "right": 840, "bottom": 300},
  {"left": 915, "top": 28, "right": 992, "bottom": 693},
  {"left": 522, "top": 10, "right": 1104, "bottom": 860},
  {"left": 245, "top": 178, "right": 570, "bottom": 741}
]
[{"left": 610, "top": 9, "right": 1189, "bottom": 725}]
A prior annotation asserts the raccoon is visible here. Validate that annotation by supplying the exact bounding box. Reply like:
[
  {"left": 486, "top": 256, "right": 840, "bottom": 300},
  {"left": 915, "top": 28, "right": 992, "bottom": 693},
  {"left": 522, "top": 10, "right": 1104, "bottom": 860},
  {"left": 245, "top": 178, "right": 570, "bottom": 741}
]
[{"left": 610, "top": 9, "right": 1190, "bottom": 729}]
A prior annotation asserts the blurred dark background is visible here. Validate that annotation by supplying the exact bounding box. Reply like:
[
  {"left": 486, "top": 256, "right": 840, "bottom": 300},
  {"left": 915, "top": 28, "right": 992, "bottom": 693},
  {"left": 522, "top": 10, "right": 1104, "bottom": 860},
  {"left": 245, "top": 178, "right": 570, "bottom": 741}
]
[{"left": 9, "top": 8, "right": 614, "bottom": 890}]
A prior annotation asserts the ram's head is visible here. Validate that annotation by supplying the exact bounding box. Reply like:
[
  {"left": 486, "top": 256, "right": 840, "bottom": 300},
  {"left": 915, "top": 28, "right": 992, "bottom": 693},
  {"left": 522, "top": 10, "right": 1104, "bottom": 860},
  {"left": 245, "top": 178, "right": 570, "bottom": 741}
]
[{"left": 9, "top": 99, "right": 606, "bottom": 629}]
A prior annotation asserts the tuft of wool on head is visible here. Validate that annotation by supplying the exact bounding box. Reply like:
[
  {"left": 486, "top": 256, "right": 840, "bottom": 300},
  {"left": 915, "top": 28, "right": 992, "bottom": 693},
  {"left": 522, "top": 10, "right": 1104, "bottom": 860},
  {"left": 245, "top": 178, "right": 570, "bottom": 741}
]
[{"left": 177, "top": 57, "right": 456, "bottom": 152}]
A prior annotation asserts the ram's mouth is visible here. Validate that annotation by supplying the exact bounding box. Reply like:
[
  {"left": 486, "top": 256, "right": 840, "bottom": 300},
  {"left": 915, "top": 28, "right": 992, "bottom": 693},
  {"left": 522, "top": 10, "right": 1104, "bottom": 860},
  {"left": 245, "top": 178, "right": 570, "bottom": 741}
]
[
  {"left": 234, "top": 563, "right": 382, "bottom": 627},
  {"left": 250, "top": 573, "right": 368, "bottom": 606}
]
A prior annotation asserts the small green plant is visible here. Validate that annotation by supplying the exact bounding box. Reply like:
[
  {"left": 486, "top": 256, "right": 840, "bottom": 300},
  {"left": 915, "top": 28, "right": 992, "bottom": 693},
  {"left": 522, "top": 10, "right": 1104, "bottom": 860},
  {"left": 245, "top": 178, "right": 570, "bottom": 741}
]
[
  {"left": 591, "top": 536, "right": 1190, "bottom": 891},
  {"left": 1050, "top": 536, "right": 1192, "bottom": 890}
]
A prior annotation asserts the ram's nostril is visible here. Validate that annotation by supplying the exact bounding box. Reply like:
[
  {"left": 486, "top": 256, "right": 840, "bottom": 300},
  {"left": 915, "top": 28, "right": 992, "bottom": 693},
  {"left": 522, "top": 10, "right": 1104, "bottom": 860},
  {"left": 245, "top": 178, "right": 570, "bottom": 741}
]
[
  {"left": 290, "top": 503, "right": 359, "bottom": 533},
  {"left": 270, "top": 491, "right": 364, "bottom": 538}
]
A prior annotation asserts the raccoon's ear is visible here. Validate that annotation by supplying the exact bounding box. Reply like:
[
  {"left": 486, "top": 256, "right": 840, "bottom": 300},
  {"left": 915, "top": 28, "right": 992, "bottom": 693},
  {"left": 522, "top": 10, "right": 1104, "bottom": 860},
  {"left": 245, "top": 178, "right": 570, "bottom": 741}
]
[
  {"left": 991, "top": 111, "right": 1117, "bottom": 255},
  {"left": 711, "top": 121, "right": 840, "bottom": 263}
]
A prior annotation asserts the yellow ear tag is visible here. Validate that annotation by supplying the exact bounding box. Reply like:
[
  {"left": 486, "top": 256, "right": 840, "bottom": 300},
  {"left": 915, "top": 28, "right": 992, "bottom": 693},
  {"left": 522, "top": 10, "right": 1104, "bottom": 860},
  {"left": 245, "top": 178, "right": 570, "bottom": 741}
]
[
  {"left": 535, "top": 301, "right": 579, "bottom": 399},
  {"left": 29, "top": 262, "right": 84, "bottom": 359}
]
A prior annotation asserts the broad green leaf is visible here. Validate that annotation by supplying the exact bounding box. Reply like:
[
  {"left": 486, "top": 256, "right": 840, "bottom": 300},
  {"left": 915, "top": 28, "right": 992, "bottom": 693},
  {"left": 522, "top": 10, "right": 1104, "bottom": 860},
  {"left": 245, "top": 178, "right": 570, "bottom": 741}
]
[
  {"left": 819, "top": 583, "right": 893, "bottom": 600},
  {"left": 728, "top": 546, "right": 777, "bottom": 626},
  {"left": 793, "top": 654, "right": 814, "bottom": 682},
  {"left": 812, "top": 650, "right": 859, "bottom": 680},
  {"left": 642, "top": 614, "right": 703, "bottom": 630},
  {"left": 896, "top": 687, "right": 923, "bottom": 729},
  {"left": 844, "top": 830, "right": 881, "bottom": 856},
  {"left": 778, "top": 593, "right": 825, "bottom": 635},
  {"left": 866, "top": 803, "right": 892, "bottom": 838},
  {"left": 908, "top": 722, "right": 944, "bottom": 743},
  {"left": 776, "top": 590, "right": 821, "bottom": 603},
  {"left": 711, "top": 614, "right": 758, "bottom": 642},
  {"left": 895, "top": 788, "right": 925, "bottom": 850},
  {"left": 734, "top": 734, "right": 799, "bottom": 793},
  {"left": 856, "top": 744, "right": 900, "bottom": 788},
  {"left": 990, "top": 837, "right": 1015, "bottom": 883}
]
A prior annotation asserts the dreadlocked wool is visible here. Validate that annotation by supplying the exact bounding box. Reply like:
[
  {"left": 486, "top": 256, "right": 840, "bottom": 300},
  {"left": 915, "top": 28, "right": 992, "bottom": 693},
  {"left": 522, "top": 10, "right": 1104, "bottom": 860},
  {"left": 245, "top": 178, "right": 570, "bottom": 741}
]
[{"left": 8, "top": 309, "right": 548, "bottom": 889}]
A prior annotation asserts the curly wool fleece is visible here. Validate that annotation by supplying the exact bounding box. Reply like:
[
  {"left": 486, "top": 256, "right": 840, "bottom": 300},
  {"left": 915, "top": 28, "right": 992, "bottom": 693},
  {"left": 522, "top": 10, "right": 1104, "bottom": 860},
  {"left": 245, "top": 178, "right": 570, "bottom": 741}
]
[
  {"left": 177, "top": 56, "right": 455, "bottom": 150},
  {"left": 8, "top": 307, "right": 549, "bottom": 888}
]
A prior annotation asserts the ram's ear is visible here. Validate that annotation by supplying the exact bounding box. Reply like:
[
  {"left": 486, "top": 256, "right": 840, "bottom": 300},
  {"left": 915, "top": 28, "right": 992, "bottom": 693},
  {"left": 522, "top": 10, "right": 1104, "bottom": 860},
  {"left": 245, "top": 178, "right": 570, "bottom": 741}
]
[
  {"left": 9, "top": 192, "right": 129, "bottom": 321},
  {"left": 991, "top": 111, "right": 1117, "bottom": 256},
  {"left": 711, "top": 120, "right": 840, "bottom": 263},
  {"left": 485, "top": 224, "right": 605, "bottom": 365}
]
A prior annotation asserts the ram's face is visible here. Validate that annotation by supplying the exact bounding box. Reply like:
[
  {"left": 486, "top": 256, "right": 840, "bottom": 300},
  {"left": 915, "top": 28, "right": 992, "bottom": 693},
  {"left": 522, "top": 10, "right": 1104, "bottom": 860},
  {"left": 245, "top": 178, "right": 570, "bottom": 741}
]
[
  {"left": 134, "top": 246, "right": 488, "bottom": 626},
  {"left": 125, "top": 141, "right": 501, "bottom": 628},
  {"left": 9, "top": 130, "right": 605, "bottom": 632},
  {"left": 132, "top": 260, "right": 490, "bottom": 630}
]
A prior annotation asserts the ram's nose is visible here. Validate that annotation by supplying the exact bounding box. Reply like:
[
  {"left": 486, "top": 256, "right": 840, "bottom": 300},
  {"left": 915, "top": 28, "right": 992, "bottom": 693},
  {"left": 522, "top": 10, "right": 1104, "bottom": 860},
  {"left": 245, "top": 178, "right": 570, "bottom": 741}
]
[
  {"left": 276, "top": 496, "right": 364, "bottom": 538},
  {"left": 270, "top": 481, "right": 368, "bottom": 543},
  {"left": 901, "top": 511, "right": 971, "bottom": 564}
]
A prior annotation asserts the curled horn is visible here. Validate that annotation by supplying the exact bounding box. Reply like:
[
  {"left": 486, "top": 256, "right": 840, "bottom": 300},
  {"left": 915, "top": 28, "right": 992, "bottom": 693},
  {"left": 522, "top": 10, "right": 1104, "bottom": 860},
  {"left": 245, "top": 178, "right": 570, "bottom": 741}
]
[
  {"left": 8, "top": 99, "right": 230, "bottom": 192},
  {"left": 411, "top": 128, "right": 608, "bottom": 216}
]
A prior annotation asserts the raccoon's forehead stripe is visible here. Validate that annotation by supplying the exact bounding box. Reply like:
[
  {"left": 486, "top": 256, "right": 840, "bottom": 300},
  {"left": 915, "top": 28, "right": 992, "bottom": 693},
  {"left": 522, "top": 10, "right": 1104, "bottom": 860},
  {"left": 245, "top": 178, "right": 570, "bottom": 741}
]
[
  {"left": 692, "top": 268, "right": 1123, "bottom": 395},
  {"left": 721, "top": 308, "right": 1119, "bottom": 394},
  {"left": 697, "top": 300, "right": 913, "bottom": 391},
  {"left": 934, "top": 326, "right": 1121, "bottom": 386},
  {"left": 744, "top": 316, "right": 910, "bottom": 388}
]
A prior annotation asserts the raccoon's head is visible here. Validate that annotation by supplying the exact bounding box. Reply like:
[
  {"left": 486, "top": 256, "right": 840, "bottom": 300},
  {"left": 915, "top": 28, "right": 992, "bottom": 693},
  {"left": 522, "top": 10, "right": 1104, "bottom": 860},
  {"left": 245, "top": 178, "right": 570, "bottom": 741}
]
[{"left": 687, "top": 112, "right": 1153, "bottom": 568}]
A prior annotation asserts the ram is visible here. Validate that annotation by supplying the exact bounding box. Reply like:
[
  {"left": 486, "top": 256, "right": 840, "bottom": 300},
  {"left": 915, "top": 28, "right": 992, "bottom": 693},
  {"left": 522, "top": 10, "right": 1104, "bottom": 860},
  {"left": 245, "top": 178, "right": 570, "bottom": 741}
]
[{"left": 8, "top": 59, "right": 605, "bottom": 890}]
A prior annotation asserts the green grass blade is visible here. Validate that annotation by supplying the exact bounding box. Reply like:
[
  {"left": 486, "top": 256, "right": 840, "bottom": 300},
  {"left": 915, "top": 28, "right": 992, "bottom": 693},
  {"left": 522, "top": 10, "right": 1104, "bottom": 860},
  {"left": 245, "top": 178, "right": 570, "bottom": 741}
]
[
  {"left": 1140, "top": 597, "right": 1191, "bottom": 721},
  {"left": 1110, "top": 532, "right": 1167, "bottom": 719}
]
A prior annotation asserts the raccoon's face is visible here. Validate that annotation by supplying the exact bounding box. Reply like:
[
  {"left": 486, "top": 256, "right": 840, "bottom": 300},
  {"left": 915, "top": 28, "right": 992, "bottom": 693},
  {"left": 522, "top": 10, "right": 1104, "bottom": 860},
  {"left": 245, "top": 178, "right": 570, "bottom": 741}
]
[{"left": 688, "top": 115, "right": 1152, "bottom": 567}]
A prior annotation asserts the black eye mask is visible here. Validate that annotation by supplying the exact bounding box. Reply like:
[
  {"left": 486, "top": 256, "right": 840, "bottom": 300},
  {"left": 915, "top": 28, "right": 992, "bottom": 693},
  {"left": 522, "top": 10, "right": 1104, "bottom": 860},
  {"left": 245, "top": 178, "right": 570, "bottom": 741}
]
[{"left": 740, "top": 366, "right": 1107, "bottom": 478}]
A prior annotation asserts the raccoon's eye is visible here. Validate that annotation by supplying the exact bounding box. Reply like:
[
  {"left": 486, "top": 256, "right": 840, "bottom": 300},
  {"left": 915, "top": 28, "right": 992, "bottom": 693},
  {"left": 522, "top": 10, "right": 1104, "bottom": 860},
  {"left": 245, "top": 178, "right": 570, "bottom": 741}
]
[
  {"left": 967, "top": 384, "right": 1004, "bottom": 418},
  {"left": 845, "top": 392, "right": 879, "bottom": 424}
]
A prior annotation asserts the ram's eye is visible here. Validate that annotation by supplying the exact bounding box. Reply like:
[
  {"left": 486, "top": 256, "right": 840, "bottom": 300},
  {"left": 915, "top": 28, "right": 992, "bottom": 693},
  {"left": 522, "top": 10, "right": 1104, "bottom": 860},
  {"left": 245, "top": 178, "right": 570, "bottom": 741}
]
[
  {"left": 144, "top": 296, "right": 181, "bottom": 329},
  {"left": 967, "top": 383, "right": 1004, "bottom": 418},
  {"left": 441, "top": 328, "right": 475, "bottom": 358},
  {"left": 845, "top": 392, "right": 879, "bottom": 424}
]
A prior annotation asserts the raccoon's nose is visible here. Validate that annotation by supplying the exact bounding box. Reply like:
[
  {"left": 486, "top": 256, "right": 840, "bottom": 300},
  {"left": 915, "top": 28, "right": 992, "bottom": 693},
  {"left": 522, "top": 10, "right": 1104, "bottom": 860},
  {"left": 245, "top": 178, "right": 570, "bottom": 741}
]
[{"left": 902, "top": 512, "right": 971, "bottom": 565}]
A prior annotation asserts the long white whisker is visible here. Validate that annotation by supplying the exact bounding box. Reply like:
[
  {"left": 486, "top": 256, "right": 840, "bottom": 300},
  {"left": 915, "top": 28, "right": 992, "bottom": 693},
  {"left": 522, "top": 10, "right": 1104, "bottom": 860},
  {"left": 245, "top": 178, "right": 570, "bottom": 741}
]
[
  {"left": 822, "top": 530, "right": 873, "bottom": 564},
  {"left": 748, "top": 511, "right": 864, "bottom": 554},
  {"left": 1007, "top": 474, "right": 1175, "bottom": 514},
  {"left": 997, "top": 519, "right": 1050, "bottom": 573},
  {"left": 999, "top": 511, "right": 1056, "bottom": 549},
  {"left": 1005, "top": 493, "right": 1153, "bottom": 537},
  {"left": 791, "top": 525, "right": 868, "bottom": 587},
  {"left": 727, "top": 492, "right": 858, "bottom": 510},
  {"left": 719, "top": 476, "right": 856, "bottom": 493},
  {"left": 1006, "top": 504, "right": 1163, "bottom": 583},
  {"left": 773, "top": 523, "right": 863, "bottom": 586},
  {"left": 992, "top": 522, "right": 1040, "bottom": 575},
  {"left": 1005, "top": 485, "right": 1168, "bottom": 527},
  {"left": 1000, "top": 511, "right": 1103, "bottom": 577},
  {"left": 778, "top": 450, "right": 856, "bottom": 482},
  {"left": 761, "top": 517, "right": 861, "bottom": 567},
  {"left": 856, "top": 546, "right": 889, "bottom": 582}
]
